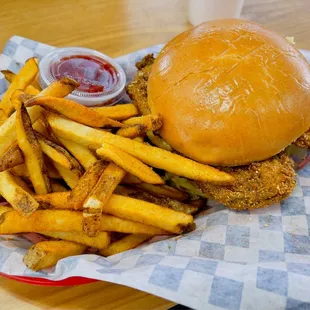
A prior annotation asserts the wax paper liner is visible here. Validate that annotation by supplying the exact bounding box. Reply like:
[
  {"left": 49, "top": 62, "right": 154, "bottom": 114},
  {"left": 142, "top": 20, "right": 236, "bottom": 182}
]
[{"left": 0, "top": 36, "right": 310, "bottom": 310}]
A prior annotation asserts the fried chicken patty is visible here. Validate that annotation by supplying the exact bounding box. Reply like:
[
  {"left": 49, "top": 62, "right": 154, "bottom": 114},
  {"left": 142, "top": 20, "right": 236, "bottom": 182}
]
[
  {"left": 294, "top": 128, "right": 310, "bottom": 148},
  {"left": 126, "top": 55, "right": 299, "bottom": 210},
  {"left": 197, "top": 154, "right": 296, "bottom": 210},
  {"left": 126, "top": 54, "right": 155, "bottom": 115}
]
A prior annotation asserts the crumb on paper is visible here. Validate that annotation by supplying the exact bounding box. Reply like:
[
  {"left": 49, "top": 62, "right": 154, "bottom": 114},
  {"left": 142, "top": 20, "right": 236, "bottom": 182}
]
[
  {"left": 168, "top": 244, "right": 172, "bottom": 250},
  {"left": 286, "top": 37, "right": 295, "bottom": 45}
]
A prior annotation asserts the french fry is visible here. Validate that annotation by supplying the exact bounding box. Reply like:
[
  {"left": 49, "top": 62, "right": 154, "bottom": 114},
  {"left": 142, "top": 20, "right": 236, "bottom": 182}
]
[
  {"left": 0, "top": 143, "right": 24, "bottom": 171},
  {"left": 48, "top": 114, "right": 234, "bottom": 184},
  {"left": 12, "top": 175, "right": 33, "bottom": 194},
  {"left": 24, "top": 96, "right": 124, "bottom": 128},
  {"left": 16, "top": 104, "right": 51, "bottom": 194},
  {"left": 0, "top": 77, "right": 78, "bottom": 158},
  {"left": 0, "top": 171, "right": 39, "bottom": 216},
  {"left": 35, "top": 192, "right": 70, "bottom": 209},
  {"left": 10, "top": 89, "right": 25, "bottom": 110},
  {"left": 36, "top": 133, "right": 72, "bottom": 169},
  {"left": 0, "top": 207, "right": 167, "bottom": 235},
  {"left": 1, "top": 69, "right": 40, "bottom": 94},
  {"left": 51, "top": 181, "right": 68, "bottom": 193},
  {"left": 67, "top": 160, "right": 107, "bottom": 210},
  {"left": 58, "top": 137, "right": 97, "bottom": 170},
  {"left": 0, "top": 58, "right": 38, "bottom": 116},
  {"left": 32, "top": 118, "right": 50, "bottom": 138},
  {"left": 83, "top": 163, "right": 126, "bottom": 236},
  {"left": 92, "top": 104, "right": 139, "bottom": 120},
  {"left": 39, "top": 77, "right": 79, "bottom": 97},
  {"left": 53, "top": 162, "right": 80, "bottom": 189},
  {"left": 116, "top": 124, "right": 147, "bottom": 138},
  {"left": 23, "top": 240, "right": 86, "bottom": 271},
  {"left": 122, "top": 188, "right": 198, "bottom": 215},
  {"left": 11, "top": 163, "right": 61, "bottom": 179},
  {"left": 133, "top": 136, "right": 144, "bottom": 143},
  {"left": 25, "top": 85, "right": 40, "bottom": 96},
  {"left": 0, "top": 106, "right": 42, "bottom": 158},
  {"left": 97, "top": 143, "right": 164, "bottom": 184},
  {"left": 146, "top": 130, "right": 172, "bottom": 151},
  {"left": 100, "top": 234, "right": 151, "bottom": 256},
  {"left": 99, "top": 194, "right": 195, "bottom": 234},
  {"left": 42, "top": 231, "right": 111, "bottom": 249},
  {"left": 122, "top": 114, "right": 163, "bottom": 131},
  {"left": 135, "top": 183, "right": 188, "bottom": 201},
  {"left": 0, "top": 109, "right": 7, "bottom": 126}
]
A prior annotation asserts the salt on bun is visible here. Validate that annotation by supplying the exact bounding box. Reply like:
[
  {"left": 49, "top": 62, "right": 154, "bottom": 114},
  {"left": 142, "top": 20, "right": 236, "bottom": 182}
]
[{"left": 148, "top": 19, "right": 310, "bottom": 166}]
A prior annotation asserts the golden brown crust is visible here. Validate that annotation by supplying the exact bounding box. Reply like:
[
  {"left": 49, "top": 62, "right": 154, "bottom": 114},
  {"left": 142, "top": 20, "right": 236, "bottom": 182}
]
[
  {"left": 294, "top": 128, "right": 310, "bottom": 148},
  {"left": 126, "top": 54, "right": 155, "bottom": 115},
  {"left": 198, "top": 154, "right": 296, "bottom": 210},
  {"left": 148, "top": 19, "right": 310, "bottom": 166}
]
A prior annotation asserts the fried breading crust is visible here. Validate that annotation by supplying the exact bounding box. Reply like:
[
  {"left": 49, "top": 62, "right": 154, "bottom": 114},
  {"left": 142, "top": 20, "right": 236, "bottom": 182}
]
[
  {"left": 198, "top": 154, "right": 296, "bottom": 210},
  {"left": 294, "top": 128, "right": 310, "bottom": 148},
  {"left": 126, "top": 54, "right": 155, "bottom": 115}
]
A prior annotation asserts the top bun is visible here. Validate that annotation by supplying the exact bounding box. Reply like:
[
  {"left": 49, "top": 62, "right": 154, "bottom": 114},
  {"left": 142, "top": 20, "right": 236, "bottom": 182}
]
[{"left": 148, "top": 19, "right": 310, "bottom": 166}]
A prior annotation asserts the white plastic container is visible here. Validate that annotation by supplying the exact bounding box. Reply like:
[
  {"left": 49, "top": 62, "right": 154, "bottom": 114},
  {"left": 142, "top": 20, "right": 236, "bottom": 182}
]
[
  {"left": 188, "top": 0, "right": 244, "bottom": 26},
  {"left": 39, "top": 47, "right": 126, "bottom": 107}
]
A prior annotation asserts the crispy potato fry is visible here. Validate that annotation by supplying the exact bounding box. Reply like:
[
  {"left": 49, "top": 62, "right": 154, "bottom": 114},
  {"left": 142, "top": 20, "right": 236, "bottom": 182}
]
[
  {"left": 97, "top": 143, "right": 163, "bottom": 184},
  {"left": 92, "top": 104, "right": 139, "bottom": 120},
  {"left": 122, "top": 188, "right": 198, "bottom": 215},
  {"left": 58, "top": 137, "right": 97, "bottom": 170},
  {"left": 100, "top": 234, "right": 151, "bottom": 256},
  {"left": 0, "top": 77, "right": 77, "bottom": 158},
  {"left": 122, "top": 174, "right": 143, "bottom": 184},
  {"left": 10, "top": 89, "right": 25, "bottom": 110},
  {"left": 39, "top": 77, "right": 79, "bottom": 97},
  {"left": 1, "top": 70, "right": 15, "bottom": 83},
  {"left": 122, "top": 114, "right": 162, "bottom": 131},
  {"left": 12, "top": 175, "right": 33, "bottom": 194},
  {"left": 0, "top": 58, "right": 38, "bottom": 116},
  {"left": 0, "top": 109, "right": 7, "bottom": 126},
  {"left": 53, "top": 162, "right": 80, "bottom": 189},
  {"left": 48, "top": 114, "right": 234, "bottom": 184},
  {"left": 42, "top": 231, "right": 111, "bottom": 249},
  {"left": 0, "top": 143, "right": 24, "bottom": 171},
  {"left": 0, "top": 171, "right": 39, "bottom": 216},
  {"left": 51, "top": 181, "right": 68, "bottom": 192},
  {"left": 0, "top": 106, "right": 42, "bottom": 158},
  {"left": 11, "top": 163, "right": 61, "bottom": 179},
  {"left": 25, "top": 96, "right": 124, "bottom": 128},
  {"left": 100, "top": 194, "right": 195, "bottom": 234},
  {"left": 23, "top": 240, "right": 86, "bottom": 271},
  {"left": 133, "top": 136, "right": 144, "bottom": 143},
  {"left": 25, "top": 85, "right": 40, "bottom": 96},
  {"left": 83, "top": 163, "right": 126, "bottom": 236},
  {"left": 68, "top": 160, "right": 107, "bottom": 210},
  {"left": 135, "top": 183, "right": 188, "bottom": 201},
  {"left": 35, "top": 192, "right": 69, "bottom": 209},
  {"left": 37, "top": 133, "right": 72, "bottom": 169},
  {"left": 1, "top": 69, "right": 40, "bottom": 94},
  {"left": 0, "top": 207, "right": 167, "bottom": 235},
  {"left": 16, "top": 104, "right": 51, "bottom": 194},
  {"left": 116, "top": 124, "right": 147, "bottom": 138},
  {"left": 32, "top": 118, "right": 50, "bottom": 138},
  {"left": 146, "top": 130, "right": 172, "bottom": 151}
]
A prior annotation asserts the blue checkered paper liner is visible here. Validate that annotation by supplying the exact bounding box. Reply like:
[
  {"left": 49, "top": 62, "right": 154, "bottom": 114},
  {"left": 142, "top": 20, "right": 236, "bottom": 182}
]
[{"left": 0, "top": 36, "right": 310, "bottom": 310}]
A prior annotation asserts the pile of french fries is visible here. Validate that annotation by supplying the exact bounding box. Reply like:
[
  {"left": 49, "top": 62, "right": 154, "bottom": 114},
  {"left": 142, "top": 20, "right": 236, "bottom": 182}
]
[{"left": 0, "top": 57, "right": 234, "bottom": 272}]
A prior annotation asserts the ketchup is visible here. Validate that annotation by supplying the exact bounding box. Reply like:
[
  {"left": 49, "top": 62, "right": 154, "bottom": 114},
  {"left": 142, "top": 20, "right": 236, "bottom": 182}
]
[{"left": 51, "top": 55, "right": 119, "bottom": 93}]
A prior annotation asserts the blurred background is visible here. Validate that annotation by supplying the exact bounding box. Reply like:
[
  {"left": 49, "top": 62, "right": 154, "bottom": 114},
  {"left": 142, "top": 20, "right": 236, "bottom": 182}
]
[{"left": 0, "top": 0, "right": 310, "bottom": 56}]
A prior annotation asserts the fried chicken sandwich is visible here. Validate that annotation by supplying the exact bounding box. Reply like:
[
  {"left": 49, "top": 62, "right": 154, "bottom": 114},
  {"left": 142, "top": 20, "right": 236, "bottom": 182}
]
[{"left": 127, "top": 19, "right": 310, "bottom": 210}]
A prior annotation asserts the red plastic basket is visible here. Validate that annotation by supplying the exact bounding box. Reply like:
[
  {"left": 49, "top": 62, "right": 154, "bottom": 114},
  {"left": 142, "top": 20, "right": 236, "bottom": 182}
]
[{"left": 0, "top": 272, "right": 97, "bottom": 286}]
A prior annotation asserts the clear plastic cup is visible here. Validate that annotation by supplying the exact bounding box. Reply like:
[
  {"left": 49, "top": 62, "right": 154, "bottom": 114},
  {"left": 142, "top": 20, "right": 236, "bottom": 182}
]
[{"left": 188, "top": 0, "right": 244, "bottom": 26}]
